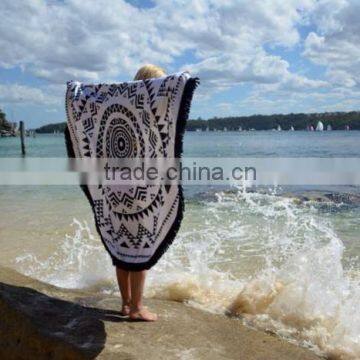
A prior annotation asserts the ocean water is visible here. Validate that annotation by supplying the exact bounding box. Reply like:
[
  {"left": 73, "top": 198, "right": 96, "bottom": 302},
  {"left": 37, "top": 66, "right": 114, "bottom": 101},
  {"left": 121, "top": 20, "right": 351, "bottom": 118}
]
[{"left": 1, "top": 131, "right": 360, "bottom": 359}]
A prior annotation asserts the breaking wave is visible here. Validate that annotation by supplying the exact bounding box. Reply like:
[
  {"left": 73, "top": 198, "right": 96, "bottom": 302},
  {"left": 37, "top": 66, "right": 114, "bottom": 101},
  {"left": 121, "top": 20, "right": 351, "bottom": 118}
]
[{"left": 15, "top": 189, "right": 360, "bottom": 359}]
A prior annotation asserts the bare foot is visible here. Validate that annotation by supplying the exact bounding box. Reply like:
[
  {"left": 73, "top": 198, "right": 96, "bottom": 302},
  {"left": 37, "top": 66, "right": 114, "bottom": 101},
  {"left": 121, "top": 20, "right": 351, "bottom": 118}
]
[
  {"left": 130, "top": 307, "right": 158, "bottom": 321},
  {"left": 120, "top": 304, "right": 131, "bottom": 316}
]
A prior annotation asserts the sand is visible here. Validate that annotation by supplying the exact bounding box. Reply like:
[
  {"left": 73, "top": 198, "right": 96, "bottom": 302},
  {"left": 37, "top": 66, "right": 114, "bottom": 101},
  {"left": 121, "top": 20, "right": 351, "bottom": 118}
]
[{"left": 0, "top": 265, "right": 321, "bottom": 359}]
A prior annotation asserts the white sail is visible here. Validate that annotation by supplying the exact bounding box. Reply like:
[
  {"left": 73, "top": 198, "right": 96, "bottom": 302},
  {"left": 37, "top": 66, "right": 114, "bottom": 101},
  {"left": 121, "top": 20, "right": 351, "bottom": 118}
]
[
  {"left": 290, "top": 126, "right": 294, "bottom": 131},
  {"left": 327, "top": 124, "right": 332, "bottom": 131},
  {"left": 316, "top": 121, "right": 324, "bottom": 131},
  {"left": 277, "top": 125, "right": 282, "bottom": 131}
]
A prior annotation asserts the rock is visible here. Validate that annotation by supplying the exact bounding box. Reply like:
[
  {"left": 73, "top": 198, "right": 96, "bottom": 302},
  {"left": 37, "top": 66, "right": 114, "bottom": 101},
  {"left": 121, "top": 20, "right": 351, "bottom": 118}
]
[{"left": 0, "top": 266, "right": 320, "bottom": 359}]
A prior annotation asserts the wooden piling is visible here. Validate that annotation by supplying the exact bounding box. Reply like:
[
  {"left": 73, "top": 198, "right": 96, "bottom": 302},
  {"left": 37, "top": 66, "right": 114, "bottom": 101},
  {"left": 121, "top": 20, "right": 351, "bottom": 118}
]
[{"left": 20, "top": 121, "right": 26, "bottom": 156}]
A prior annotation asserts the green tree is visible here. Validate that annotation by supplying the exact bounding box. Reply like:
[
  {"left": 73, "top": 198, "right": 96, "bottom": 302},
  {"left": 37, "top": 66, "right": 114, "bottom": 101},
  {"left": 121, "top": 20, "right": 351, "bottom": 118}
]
[
  {"left": 186, "top": 111, "right": 360, "bottom": 131},
  {"left": 0, "top": 108, "right": 11, "bottom": 131}
]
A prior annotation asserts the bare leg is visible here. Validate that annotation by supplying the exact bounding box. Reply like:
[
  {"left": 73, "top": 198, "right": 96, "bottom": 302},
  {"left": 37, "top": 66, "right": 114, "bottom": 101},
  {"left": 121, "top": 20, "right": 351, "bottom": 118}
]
[
  {"left": 130, "top": 270, "right": 157, "bottom": 321},
  {"left": 115, "top": 267, "right": 131, "bottom": 315}
]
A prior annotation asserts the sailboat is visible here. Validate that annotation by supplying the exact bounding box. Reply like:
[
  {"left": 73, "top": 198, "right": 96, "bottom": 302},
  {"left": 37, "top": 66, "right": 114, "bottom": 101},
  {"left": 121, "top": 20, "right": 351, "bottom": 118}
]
[
  {"left": 327, "top": 124, "right": 332, "bottom": 131},
  {"left": 345, "top": 125, "right": 350, "bottom": 131},
  {"left": 316, "top": 121, "right": 324, "bottom": 131},
  {"left": 290, "top": 126, "right": 294, "bottom": 131},
  {"left": 307, "top": 125, "right": 314, "bottom": 131},
  {"left": 277, "top": 125, "right": 282, "bottom": 131},
  {"left": 238, "top": 126, "right": 242, "bottom": 131}
]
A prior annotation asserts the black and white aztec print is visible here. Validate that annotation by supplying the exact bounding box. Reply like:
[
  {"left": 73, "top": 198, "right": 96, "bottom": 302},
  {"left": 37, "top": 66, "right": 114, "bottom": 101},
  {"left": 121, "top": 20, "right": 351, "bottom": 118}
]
[{"left": 65, "top": 72, "right": 198, "bottom": 270}]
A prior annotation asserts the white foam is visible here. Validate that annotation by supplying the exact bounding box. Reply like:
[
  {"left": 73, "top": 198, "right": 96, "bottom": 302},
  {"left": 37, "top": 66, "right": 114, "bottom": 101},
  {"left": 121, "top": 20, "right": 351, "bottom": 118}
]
[
  {"left": 16, "top": 218, "right": 114, "bottom": 289},
  {"left": 15, "top": 189, "right": 360, "bottom": 359}
]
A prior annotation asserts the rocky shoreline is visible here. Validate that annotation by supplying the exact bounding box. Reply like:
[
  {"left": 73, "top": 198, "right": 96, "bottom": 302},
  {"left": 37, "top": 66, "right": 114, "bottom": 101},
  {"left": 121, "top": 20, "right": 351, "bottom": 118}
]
[{"left": 0, "top": 265, "right": 321, "bottom": 359}]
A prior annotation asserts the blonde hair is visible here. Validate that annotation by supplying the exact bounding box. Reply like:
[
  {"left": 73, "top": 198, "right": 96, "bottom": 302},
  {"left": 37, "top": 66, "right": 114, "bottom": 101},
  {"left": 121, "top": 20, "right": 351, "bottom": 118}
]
[{"left": 134, "top": 64, "right": 166, "bottom": 81}]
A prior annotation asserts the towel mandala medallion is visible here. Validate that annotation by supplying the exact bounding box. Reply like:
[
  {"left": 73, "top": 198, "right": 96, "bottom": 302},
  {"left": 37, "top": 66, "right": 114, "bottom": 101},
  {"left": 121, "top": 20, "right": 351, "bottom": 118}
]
[
  {"left": 65, "top": 72, "right": 199, "bottom": 270},
  {"left": 97, "top": 103, "right": 159, "bottom": 215}
]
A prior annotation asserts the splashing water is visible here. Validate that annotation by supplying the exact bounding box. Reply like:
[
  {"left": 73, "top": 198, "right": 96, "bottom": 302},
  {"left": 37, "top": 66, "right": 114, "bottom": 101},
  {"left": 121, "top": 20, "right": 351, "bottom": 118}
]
[
  {"left": 16, "top": 218, "right": 114, "bottom": 289},
  {"left": 15, "top": 190, "right": 360, "bottom": 359}
]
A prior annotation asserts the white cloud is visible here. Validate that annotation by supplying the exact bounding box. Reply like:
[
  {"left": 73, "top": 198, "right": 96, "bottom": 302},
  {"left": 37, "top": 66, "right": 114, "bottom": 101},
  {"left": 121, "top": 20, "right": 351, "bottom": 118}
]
[
  {"left": 0, "top": 0, "right": 317, "bottom": 85},
  {"left": 0, "top": 0, "right": 359, "bottom": 118},
  {"left": 0, "top": 0, "right": 170, "bottom": 83},
  {"left": 304, "top": 0, "right": 360, "bottom": 88},
  {"left": 184, "top": 50, "right": 328, "bottom": 94},
  {"left": 0, "top": 84, "right": 59, "bottom": 105},
  {"left": 183, "top": 52, "right": 289, "bottom": 87}
]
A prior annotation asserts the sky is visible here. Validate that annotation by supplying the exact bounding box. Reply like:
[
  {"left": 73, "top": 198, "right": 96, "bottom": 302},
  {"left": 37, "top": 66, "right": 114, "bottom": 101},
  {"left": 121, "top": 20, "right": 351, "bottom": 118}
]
[{"left": 1, "top": 0, "right": 360, "bottom": 128}]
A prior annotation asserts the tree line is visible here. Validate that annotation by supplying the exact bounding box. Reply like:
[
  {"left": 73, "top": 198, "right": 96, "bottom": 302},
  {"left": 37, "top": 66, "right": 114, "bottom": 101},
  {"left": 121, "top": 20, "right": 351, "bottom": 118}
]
[
  {"left": 35, "top": 122, "right": 67, "bottom": 133},
  {"left": 187, "top": 111, "right": 360, "bottom": 131},
  {"left": 0, "top": 108, "right": 11, "bottom": 131},
  {"left": 2, "top": 109, "right": 360, "bottom": 134}
]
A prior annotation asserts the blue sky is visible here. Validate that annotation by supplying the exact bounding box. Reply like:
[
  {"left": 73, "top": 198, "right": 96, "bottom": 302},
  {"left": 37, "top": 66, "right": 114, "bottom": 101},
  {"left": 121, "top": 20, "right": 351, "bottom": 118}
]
[{"left": 1, "top": 0, "right": 360, "bottom": 128}]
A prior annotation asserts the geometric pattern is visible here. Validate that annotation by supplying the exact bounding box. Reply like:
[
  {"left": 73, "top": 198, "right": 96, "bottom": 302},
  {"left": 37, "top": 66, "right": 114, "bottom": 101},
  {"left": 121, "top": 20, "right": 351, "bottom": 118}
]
[{"left": 65, "top": 72, "right": 197, "bottom": 270}]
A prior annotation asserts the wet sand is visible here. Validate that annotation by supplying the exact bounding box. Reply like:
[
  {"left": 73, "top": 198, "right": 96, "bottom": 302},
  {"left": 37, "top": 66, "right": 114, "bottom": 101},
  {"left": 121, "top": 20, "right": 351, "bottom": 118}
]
[{"left": 0, "top": 265, "right": 320, "bottom": 360}]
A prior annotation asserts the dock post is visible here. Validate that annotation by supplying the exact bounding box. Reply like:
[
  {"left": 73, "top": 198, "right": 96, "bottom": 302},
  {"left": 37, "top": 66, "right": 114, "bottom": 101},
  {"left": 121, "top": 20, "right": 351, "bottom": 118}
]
[{"left": 20, "top": 121, "right": 26, "bottom": 156}]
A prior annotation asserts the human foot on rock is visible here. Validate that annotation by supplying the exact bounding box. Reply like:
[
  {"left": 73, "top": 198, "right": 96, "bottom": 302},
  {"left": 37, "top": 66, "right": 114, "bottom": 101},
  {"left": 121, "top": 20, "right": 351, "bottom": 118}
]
[
  {"left": 130, "top": 306, "right": 158, "bottom": 321},
  {"left": 120, "top": 303, "right": 131, "bottom": 316}
]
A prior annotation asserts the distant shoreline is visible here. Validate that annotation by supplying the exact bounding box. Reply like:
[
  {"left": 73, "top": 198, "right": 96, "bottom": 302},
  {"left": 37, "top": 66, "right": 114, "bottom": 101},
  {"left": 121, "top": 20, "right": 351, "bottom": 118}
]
[{"left": 34, "top": 110, "right": 360, "bottom": 133}]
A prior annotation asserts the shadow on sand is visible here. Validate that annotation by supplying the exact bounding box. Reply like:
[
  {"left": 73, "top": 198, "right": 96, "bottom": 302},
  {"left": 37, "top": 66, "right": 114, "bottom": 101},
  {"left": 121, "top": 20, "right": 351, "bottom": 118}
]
[{"left": 0, "top": 282, "right": 129, "bottom": 359}]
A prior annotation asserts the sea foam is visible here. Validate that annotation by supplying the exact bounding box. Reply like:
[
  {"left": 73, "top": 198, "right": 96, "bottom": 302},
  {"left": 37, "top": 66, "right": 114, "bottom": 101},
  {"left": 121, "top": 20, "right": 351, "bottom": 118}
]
[{"left": 15, "top": 189, "right": 360, "bottom": 359}]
